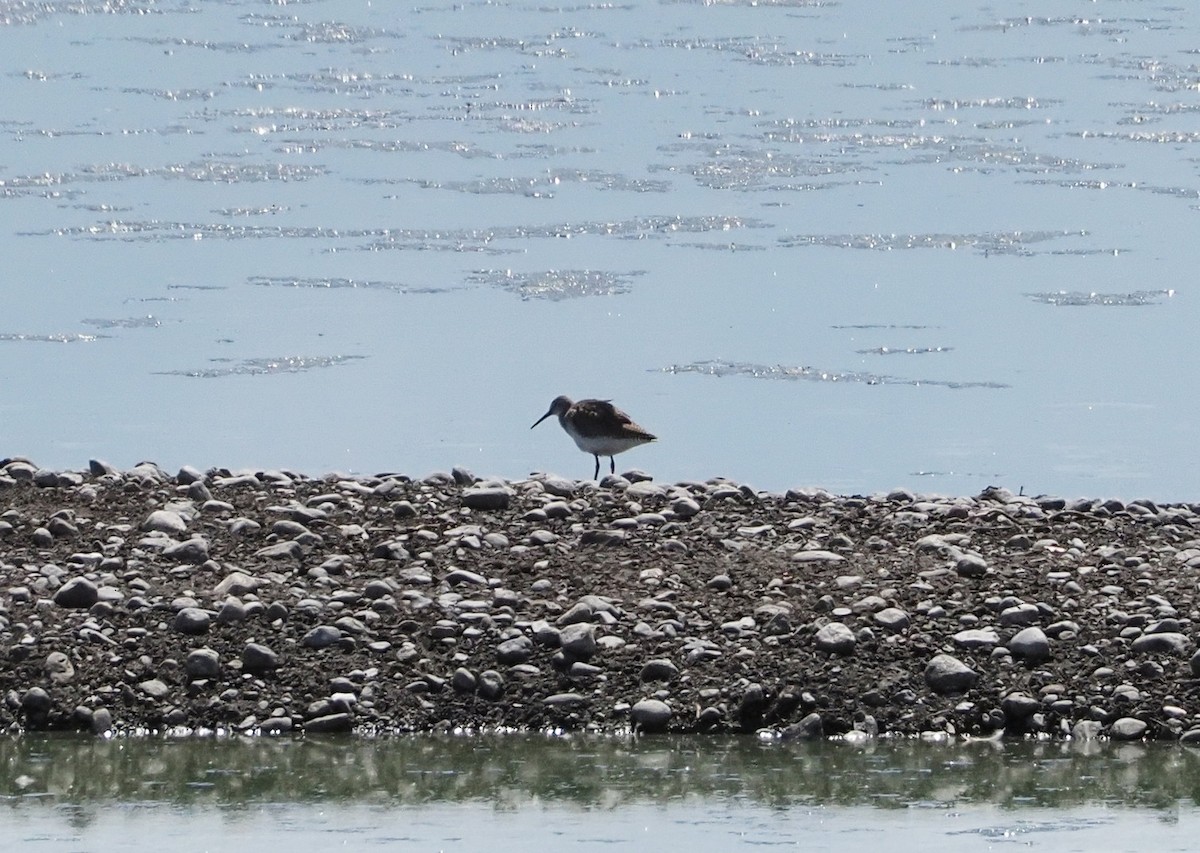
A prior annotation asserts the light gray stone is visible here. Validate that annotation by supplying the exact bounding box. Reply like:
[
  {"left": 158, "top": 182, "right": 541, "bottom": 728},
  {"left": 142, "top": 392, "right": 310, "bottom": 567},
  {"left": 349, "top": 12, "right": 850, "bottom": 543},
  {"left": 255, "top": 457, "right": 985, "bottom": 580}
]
[
  {"left": 163, "top": 537, "right": 209, "bottom": 564},
  {"left": 630, "top": 699, "right": 672, "bottom": 732},
  {"left": 924, "top": 654, "right": 977, "bottom": 695},
  {"left": 814, "top": 622, "right": 856, "bottom": 655},
  {"left": 954, "top": 628, "right": 999, "bottom": 649},
  {"left": 138, "top": 679, "right": 170, "bottom": 700},
  {"left": 142, "top": 509, "right": 188, "bottom": 535},
  {"left": 874, "top": 607, "right": 910, "bottom": 633},
  {"left": 214, "top": 571, "right": 259, "bottom": 598},
  {"left": 559, "top": 623, "right": 597, "bottom": 661},
  {"left": 45, "top": 651, "right": 75, "bottom": 685},
  {"left": 999, "top": 603, "right": 1041, "bottom": 627}
]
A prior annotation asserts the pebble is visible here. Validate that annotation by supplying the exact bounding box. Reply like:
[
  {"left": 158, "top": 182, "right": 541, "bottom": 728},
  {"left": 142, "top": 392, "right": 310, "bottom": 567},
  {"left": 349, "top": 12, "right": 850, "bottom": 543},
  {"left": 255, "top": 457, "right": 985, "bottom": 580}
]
[
  {"left": 186, "top": 648, "right": 221, "bottom": 679},
  {"left": 873, "top": 607, "right": 910, "bottom": 633},
  {"left": 782, "top": 712, "right": 824, "bottom": 741},
  {"left": 306, "top": 713, "right": 353, "bottom": 733},
  {"left": 496, "top": 636, "right": 534, "bottom": 665},
  {"left": 924, "top": 654, "right": 977, "bottom": 695},
  {"left": 814, "top": 622, "right": 856, "bottom": 655},
  {"left": 1109, "top": 717, "right": 1148, "bottom": 741},
  {"left": 302, "top": 625, "right": 343, "bottom": 649},
  {"left": 462, "top": 486, "right": 513, "bottom": 510},
  {"left": 53, "top": 577, "right": 98, "bottom": 609},
  {"left": 559, "top": 623, "right": 597, "bottom": 661},
  {"left": 173, "top": 608, "right": 211, "bottom": 636},
  {"left": 1008, "top": 626, "right": 1051, "bottom": 662},
  {"left": 1130, "top": 632, "right": 1190, "bottom": 656},
  {"left": 639, "top": 659, "right": 679, "bottom": 682},
  {"left": 630, "top": 699, "right": 672, "bottom": 732},
  {"left": 243, "top": 642, "right": 280, "bottom": 674},
  {"left": 44, "top": 652, "right": 75, "bottom": 685},
  {"left": 143, "top": 510, "right": 188, "bottom": 535}
]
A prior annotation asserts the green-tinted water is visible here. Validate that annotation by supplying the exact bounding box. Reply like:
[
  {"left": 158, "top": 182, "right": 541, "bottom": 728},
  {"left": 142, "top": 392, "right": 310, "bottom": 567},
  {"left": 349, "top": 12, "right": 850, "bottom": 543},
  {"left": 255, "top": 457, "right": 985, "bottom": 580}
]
[{"left": 2, "top": 736, "right": 1199, "bottom": 851}]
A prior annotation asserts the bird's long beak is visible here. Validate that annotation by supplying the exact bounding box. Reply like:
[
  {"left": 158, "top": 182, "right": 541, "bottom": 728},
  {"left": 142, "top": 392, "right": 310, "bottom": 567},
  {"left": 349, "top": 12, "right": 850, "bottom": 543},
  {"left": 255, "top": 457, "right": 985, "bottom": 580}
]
[{"left": 531, "top": 410, "right": 554, "bottom": 429}]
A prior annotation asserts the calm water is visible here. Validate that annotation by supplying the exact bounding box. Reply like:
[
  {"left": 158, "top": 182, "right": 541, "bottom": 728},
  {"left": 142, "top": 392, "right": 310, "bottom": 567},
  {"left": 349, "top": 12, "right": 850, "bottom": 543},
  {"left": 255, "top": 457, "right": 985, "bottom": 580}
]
[
  {"left": 3, "top": 735, "right": 1200, "bottom": 852},
  {"left": 2, "top": 0, "right": 1199, "bottom": 498}
]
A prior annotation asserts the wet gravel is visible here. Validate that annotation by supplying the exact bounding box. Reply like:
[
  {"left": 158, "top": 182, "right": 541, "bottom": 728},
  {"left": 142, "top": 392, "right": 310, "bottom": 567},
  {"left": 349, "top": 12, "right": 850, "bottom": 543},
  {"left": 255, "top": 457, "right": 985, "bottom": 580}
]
[{"left": 4, "top": 457, "right": 1200, "bottom": 741}]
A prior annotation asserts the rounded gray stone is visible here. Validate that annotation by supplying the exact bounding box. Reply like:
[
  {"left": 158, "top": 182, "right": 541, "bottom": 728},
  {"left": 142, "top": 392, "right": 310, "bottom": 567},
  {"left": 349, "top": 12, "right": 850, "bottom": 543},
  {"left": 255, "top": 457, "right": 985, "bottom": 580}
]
[
  {"left": 1109, "top": 717, "right": 1148, "bottom": 741},
  {"left": 163, "top": 537, "right": 209, "bottom": 564},
  {"left": 1009, "top": 626, "right": 1051, "bottom": 662},
  {"left": 216, "top": 598, "right": 246, "bottom": 624},
  {"left": 214, "top": 571, "right": 259, "bottom": 598},
  {"left": 496, "top": 635, "right": 534, "bottom": 665},
  {"left": 142, "top": 509, "right": 188, "bottom": 535},
  {"left": 782, "top": 712, "right": 824, "bottom": 741},
  {"left": 630, "top": 699, "right": 672, "bottom": 732},
  {"left": 1131, "top": 632, "right": 1190, "bottom": 656},
  {"left": 173, "top": 607, "right": 211, "bottom": 635},
  {"left": 21, "top": 686, "right": 52, "bottom": 715},
  {"left": 559, "top": 623, "right": 597, "bottom": 661},
  {"left": 138, "top": 679, "right": 170, "bottom": 700},
  {"left": 452, "top": 667, "right": 477, "bottom": 693},
  {"left": 954, "top": 628, "right": 999, "bottom": 649},
  {"left": 814, "top": 622, "right": 856, "bottom": 655},
  {"left": 1001, "top": 692, "right": 1039, "bottom": 721},
  {"left": 243, "top": 642, "right": 280, "bottom": 674},
  {"left": 873, "top": 607, "right": 910, "bottom": 634},
  {"left": 924, "top": 654, "right": 977, "bottom": 695},
  {"left": 302, "top": 625, "right": 343, "bottom": 649},
  {"left": 90, "top": 707, "right": 113, "bottom": 735},
  {"left": 45, "top": 651, "right": 75, "bottom": 685},
  {"left": 186, "top": 648, "right": 222, "bottom": 679},
  {"left": 639, "top": 659, "right": 679, "bottom": 682},
  {"left": 462, "top": 486, "right": 513, "bottom": 510},
  {"left": 955, "top": 554, "right": 988, "bottom": 578},
  {"left": 999, "top": 603, "right": 1041, "bottom": 627},
  {"left": 54, "top": 577, "right": 99, "bottom": 609},
  {"left": 671, "top": 496, "right": 701, "bottom": 518},
  {"left": 306, "top": 713, "right": 353, "bottom": 733},
  {"left": 478, "top": 669, "right": 505, "bottom": 700}
]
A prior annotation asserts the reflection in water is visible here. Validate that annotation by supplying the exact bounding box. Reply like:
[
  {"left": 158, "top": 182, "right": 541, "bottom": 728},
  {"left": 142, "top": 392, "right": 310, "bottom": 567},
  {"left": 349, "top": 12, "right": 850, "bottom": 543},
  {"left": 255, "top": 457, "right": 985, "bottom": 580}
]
[{"left": 3, "top": 735, "right": 1199, "bottom": 814}]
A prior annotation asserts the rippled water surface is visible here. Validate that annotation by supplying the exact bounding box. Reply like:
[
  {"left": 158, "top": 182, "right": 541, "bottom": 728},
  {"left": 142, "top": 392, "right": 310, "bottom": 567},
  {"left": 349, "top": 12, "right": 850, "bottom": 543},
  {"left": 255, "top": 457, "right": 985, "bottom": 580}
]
[
  {"left": 5, "top": 736, "right": 1200, "bottom": 852},
  {"left": 2, "top": 0, "right": 1198, "bottom": 498}
]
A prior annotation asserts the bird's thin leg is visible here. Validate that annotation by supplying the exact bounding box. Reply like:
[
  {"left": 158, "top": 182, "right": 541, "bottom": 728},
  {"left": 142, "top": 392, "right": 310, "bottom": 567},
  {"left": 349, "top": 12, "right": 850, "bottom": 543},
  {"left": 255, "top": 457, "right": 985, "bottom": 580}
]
[
  {"left": 609, "top": 456, "right": 615, "bottom": 474},
  {"left": 593, "top": 455, "right": 600, "bottom": 479}
]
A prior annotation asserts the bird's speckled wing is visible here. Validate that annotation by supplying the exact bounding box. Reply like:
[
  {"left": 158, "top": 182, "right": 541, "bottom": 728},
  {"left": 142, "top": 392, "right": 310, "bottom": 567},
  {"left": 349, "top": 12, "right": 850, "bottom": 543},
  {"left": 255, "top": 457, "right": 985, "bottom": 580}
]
[{"left": 572, "top": 399, "right": 656, "bottom": 440}]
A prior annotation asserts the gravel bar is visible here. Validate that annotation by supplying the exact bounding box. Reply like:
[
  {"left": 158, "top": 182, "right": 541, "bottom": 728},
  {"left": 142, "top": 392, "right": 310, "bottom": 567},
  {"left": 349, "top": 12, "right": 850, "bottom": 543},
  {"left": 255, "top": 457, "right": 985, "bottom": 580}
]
[{"left": 3, "top": 457, "right": 1200, "bottom": 742}]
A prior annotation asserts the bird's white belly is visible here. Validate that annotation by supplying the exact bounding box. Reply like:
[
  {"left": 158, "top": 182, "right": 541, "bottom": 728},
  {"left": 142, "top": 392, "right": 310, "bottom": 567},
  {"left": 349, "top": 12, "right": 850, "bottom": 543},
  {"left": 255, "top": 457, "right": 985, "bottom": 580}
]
[{"left": 568, "top": 431, "right": 647, "bottom": 456}]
